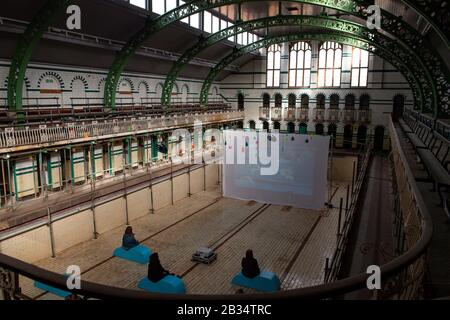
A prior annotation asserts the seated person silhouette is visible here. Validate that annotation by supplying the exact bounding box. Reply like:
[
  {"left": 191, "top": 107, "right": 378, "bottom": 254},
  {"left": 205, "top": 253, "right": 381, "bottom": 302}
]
[
  {"left": 241, "top": 249, "right": 260, "bottom": 279},
  {"left": 148, "top": 253, "right": 176, "bottom": 283},
  {"left": 122, "top": 226, "right": 139, "bottom": 250}
]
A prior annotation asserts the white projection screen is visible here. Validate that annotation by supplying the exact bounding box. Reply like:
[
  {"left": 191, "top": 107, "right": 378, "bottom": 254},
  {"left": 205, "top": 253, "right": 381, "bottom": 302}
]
[{"left": 222, "top": 131, "right": 330, "bottom": 210}]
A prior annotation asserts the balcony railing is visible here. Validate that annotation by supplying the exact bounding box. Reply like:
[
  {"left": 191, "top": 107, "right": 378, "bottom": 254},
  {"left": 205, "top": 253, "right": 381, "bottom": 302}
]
[
  {"left": 358, "top": 109, "right": 372, "bottom": 123},
  {"left": 297, "top": 108, "right": 309, "bottom": 122},
  {"left": 326, "top": 109, "right": 340, "bottom": 122},
  {"left": 313, "top": 108, "right": 326, "bottom": 122},
  {"left": 284, "top": 107, "right": 296, "bottom": 121},
  {"left": 0, "top": 110, "right": 244, "bottom": 150},
  {"left": 271, "top": 107, "right": 282, "bottom": 121},
  {"left": 342, "top": 109, "right": 356, "bottom": 122},
  {"left": 259, "top": 107, "right": 270, "bottom": 120}
]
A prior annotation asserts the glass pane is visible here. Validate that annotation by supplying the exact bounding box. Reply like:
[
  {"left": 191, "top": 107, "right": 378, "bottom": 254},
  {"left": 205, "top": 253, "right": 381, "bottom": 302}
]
[
  {"left": 318, "top": 70, "right": 325, "bottom": 87},
  {"left": 326, "top": 69, "right": 333, "bottom": 86},
  {"left": 326, "top": 49, "right": 334, "bottom": 68},
  {"left": 305, "top": 50, "right": 311, "bottom": 68},
  {"left": 334, "top": 49, "right": 342, "bottom": 68},
  {"left": 152, "top": 0, "right": 164, "bottom": 14},
  {"left": 227, "top": 23, "right": 234, "bottom": 41},
  {"left": 361, "top": 49, "right": 369, "bottom": 68},
  {"left": 297, "top": 51, "right": 304, "bottom": 69},
  {"left": 243, "top": 32, "right": 248, "bottom": 45},
  {"left": 289, "top": 70, "right": 296, "bottom": 87},
  {"left": 333, "top": 69, "right": 341, "bottom": 87},
  {"left": 360, "top": 68, "right": 368, "bottom": 86},
  {"left": 204, "top": 11, "right": 212, "bottom": 33},
  {"left": 166, "top": 0, "right": 177, "bottom": 11},
  {"left": 304, "top": 70, "right": 311, "bottom": 87},
  {"left": 267, "top": 71, "right": 273, "bottom": 87},
  {"left": 290, "top": 51, "right": 297, "bottom": 69},
  {"left": 237, "top": 33, "right": 243, "bottom": 45},
  {"left": 130, "top": 0, "right": 146, "bottom": 9},
  {"left": 319, "top": 50, "right": 326, "bottom": 68},
  {"left": 274, "top": 71, "right": 280, "bottom": 87},
  {"left": 190, "top": 13, "right": 199, "bottom": 28},
  {"left": 267, "top": 52, "right": 274, "bottom": 69},
  {"left": 296, "top": 70, "right": 303, "bottom": 87},
  {"left": 212, "top": 16, "right": 220, "bottom": 33},
  {"left": 352, "top": 48, "right": 360, "bottom": 67},
  {"left": 351, "top": 69, "right": 360, "bottom": 87},
  {"left": 274, "top": 51, "right": 281, "bottom": 69}
]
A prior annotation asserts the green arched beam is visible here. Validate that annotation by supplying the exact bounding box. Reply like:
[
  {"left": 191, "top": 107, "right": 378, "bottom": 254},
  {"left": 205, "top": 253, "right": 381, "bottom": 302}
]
[
  {"left": 163, "top": 14, "right": 447, "bottom": 116},
  {"left": 103, "top": 0, "right": 364, "bottom": 110},
  {"left": 199, "top": 32, "right": 422, "bottom": 109},
  {"left": 401, "top": 0, "right": 450, "bottom": 49},
  {"left": 7, "top": 0, "right": 72, "bottom": 120}
]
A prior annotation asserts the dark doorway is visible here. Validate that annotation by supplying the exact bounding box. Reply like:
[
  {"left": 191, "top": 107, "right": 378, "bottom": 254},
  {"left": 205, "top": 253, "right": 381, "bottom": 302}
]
[
  {"left": 357, "top": 125, "right": 368, "bottom": 149},
  {"left": 344, "top": 124, "right": 353, "bottom": 149},
  {"left": 249, "top": 120, "right": 256, "bottom": 130},
  {"left": 273, "top": 121, "right": 281, "bottom": 131},
  {"left": 299, "top": 123, "right": 308, "bottom": 134},
  {"left": 315, "top": 123, "right": 324, "bottom": 135},
  {"left": 328, "top": 123, "right": 337, "bottom": 146},
  {"left": 237, "top": 121, "right": 244, "bottom": 129},
  {"left": 392, "top": 95, "right": 405, "bottom": 122},
  {"left": 374, "top": 126, "right": 385, "bottom": 151},
  {"left": 237, "top": 93, "right": 244, "bottom": 110},
  {"left": 287, "top": 122, "right": 295, "bottom": 133},
  {"left": 263, "top": 121, "right": 269, "bottom": 131}
]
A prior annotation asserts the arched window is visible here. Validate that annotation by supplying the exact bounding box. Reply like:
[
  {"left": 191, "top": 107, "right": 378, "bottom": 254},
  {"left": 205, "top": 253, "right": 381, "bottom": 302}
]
[
  {"left": 360, "top": 94, "right": 370, "bottom": 110},
  {"left": 301, "top": 94, "right": 309, "bottom": 109},
  {"left": 262, "top": 93, "right": 270, "bottom": 108},
  {"left": 267, "top": 44, "right": 281, "bottom": 87},
  {"left": 237, "top": 93, "right": 245, "bottom": 110},
  {"left": 274, "top": 94, "right": 282, "bottom": 108},
  {"left": 330, "top": 94, "right": 340, "bottom": 109},
  {"left": 249, "top": 120, "right": 256, "bottom": 130},
  {"left": 345, "top": 94, "right": 355, "bottom": 110},
  {"left": 316, "top": 94, "right": 325, "bottom": 109},
  {"left": 288, "top": 94, "right": 296, "bottom": 108},
  {"left": 318, "top": 42, "right": 342, "bottom": 87},
  {"left": 351, "top": 48, "right": 369, "bottom": 87},
  {"left": 289, "top": 42, "right": 311, "bottom": 87}
]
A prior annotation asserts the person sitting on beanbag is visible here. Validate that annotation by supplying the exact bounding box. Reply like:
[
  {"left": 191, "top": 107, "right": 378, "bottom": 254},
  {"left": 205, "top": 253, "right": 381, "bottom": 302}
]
[
  {"left": 147, "top": 252, "right": 176, "bottom": 283},
  {"left": 122, "top": 226, "right": 140, "bottom": 251},
  {"left": 241, "top": 249, "right": 260, "bottom": 279}
]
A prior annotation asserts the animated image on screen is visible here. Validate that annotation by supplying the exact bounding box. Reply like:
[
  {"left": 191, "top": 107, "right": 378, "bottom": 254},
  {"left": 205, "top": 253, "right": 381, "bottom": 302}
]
[{"left": 223, "top": 132, "right": 330, "bottom": 210}]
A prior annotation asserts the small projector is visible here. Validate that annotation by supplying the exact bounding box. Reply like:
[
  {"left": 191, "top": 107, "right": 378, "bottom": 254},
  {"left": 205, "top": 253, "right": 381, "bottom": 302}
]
[{"left": 192, "top": 247, "right": 217, "bottom": 265}]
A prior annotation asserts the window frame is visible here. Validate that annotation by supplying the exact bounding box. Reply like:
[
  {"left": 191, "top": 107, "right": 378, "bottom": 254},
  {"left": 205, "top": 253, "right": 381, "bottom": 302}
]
[
  {"left": 351, "top": 47, "right": 369, "bottom": 87},
  {"left": 288, "top": 42, "right": 312, "bottom": 88},
  {"left": 318, "top": 42, "right": 343, "bottom": 88},
  {"left": 266, "top": 44, "right": 281, "bottom": 88}
]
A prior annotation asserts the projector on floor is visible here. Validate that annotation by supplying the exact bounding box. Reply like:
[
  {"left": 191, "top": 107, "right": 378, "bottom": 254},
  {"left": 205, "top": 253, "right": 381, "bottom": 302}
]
[{"left": 192, "top": 247, "right": 217, "bottom": 264}]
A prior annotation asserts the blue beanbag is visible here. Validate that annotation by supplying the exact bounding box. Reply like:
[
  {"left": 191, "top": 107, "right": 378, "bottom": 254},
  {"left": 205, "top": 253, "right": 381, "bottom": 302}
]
[
  {"left": 138, "top": 276, "right": 186, "bottom": 294},
  {"left": 34, "top": 281, "right": 72, "bottom": 298},
  {"left": 231, "top": 271, "right": 281, "bottom": 293},
  {"left": 113, "top": 245, "right": 152, "bottom": 264}
]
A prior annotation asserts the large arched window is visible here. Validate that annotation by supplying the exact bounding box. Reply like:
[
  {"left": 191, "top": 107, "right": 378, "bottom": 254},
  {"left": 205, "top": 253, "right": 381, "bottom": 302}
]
[
  {"left": 318, "top": 42, "right": 342, "bottom": 87},
  {"left": 289, "top": 42, "right": 311, "bottom": 87},
  {"left": 267, "top": 44, "right": 281, "bottom": 87},
  {"left": 351, "top": 48, "right": 369, "bottom": 87},
  {"left": 345, "top": 94, "right": 355, "bottom": 109}
]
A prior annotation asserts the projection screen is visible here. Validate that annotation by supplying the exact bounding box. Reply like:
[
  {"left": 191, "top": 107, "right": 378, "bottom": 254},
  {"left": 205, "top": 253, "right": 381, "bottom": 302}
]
[{"left": 222, "top": 131, "right": 330, "bottom": 210}]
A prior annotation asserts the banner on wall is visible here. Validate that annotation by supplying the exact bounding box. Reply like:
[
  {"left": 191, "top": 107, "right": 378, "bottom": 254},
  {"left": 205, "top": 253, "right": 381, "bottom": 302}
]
[{"left": 222, "top": 131, "right": 330, "bottom": 210}]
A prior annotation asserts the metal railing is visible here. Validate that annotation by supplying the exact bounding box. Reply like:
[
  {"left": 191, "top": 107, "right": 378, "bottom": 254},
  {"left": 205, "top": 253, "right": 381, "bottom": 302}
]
[
  {"left": 0, "top": 118, "right": 433, "bottom": 300},
  {"left": 0, "top": 110, "right": 244, "bottom": 149}
]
